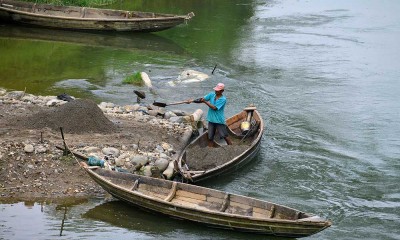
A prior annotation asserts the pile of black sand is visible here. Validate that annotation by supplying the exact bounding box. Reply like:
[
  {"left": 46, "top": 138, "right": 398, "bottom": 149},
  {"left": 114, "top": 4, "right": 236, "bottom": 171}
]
[
  {"left": 14, "top": 99, "right": 117, "bottom": 134},
  {"left": 185, "top": 144, "right": 250, "bottom": 171}
]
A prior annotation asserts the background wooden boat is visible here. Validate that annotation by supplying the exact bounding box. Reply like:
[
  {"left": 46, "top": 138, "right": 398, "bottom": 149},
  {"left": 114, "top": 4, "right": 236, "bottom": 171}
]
[
  {"left": 177, "top": 106, "right": 264, "bottom": 183},
  {"left": 0, "top": 0, "right": 194, "bottom": 32},
  {"left": 0, "top": 24, "right": 185, "bottom": 53},
  {"left": 83, "top": 164, "right": 331, "bottom": 238}
]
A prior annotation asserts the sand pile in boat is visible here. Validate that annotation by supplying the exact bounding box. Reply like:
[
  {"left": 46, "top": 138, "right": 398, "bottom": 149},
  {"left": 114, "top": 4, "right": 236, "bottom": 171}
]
[
  {"left": 185, "top": 144, "right": 250, "bottom": 171},
  {"left": 14, "top": 99, "right": 116, "bottom": 134}
]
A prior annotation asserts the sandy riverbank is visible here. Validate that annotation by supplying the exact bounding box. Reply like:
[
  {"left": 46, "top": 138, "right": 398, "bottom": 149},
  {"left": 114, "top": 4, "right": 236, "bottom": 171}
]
[{"left": 0, "top": 88, "right": 195, "bottom": 203}]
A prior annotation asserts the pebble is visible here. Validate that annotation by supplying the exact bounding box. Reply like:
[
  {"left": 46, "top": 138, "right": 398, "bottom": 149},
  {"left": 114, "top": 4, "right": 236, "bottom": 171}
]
[
  {"left": 102, "top": 147, "right": 120, "bottom": 157},
  {"left": 24, "top": 144, "right": 34, "bottom": 153}
]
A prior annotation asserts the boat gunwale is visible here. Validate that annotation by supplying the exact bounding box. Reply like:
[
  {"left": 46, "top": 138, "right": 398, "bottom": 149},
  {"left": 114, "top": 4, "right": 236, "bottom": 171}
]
[{"left": 87, "top": 167, "right": 330, "bottom": 227}]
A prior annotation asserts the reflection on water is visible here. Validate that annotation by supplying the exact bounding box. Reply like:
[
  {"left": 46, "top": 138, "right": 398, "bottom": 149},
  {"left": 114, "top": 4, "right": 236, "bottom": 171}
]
[
  {"left": 0, "top": 24, "right": 185, "bottom": 54},
  {"left": 82, "top": 200, "right": 292, "bottom": 239},
  {"left": 83, "top": 200, "right": 203, "bottom": 234},
  {"left": 0, "top": 199, "right": 289, "bottom": 240}
]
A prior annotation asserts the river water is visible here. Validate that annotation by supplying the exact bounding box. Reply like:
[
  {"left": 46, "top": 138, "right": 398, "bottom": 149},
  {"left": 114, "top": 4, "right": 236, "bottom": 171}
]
[{"left": 0, "top": 0, "right": 399, "bottom": 239}]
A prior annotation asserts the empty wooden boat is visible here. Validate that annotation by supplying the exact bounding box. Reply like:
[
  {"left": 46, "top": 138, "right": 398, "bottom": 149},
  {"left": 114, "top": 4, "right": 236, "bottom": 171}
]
[
  {"left": 0, "top": 0, "right": 194, "bottom": 32},
  {"left": 82, "top": 163, "right": 332, "bottom": 238},
  {"left": 177, "top": 105, "right": 264, "bottom": 183}
]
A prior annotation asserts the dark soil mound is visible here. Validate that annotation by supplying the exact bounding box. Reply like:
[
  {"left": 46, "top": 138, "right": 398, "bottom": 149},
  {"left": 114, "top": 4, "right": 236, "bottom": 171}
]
[
  {"left": 14, "top": 99, "right": 117, "bottom": 134},
  {"left": 185, "top": 144, "right": 250, "bottom": 171}
]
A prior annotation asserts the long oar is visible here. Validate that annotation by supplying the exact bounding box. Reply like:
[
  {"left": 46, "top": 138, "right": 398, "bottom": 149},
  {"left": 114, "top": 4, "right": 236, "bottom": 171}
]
[{"left": 153, "top": 98, "right": 202, "bottom": 107}]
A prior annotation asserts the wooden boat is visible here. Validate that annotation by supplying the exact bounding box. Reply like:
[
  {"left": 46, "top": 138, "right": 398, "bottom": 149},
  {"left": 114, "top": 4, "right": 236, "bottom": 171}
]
[
  {"left": 177, "top": 106, "right": 264, "bottom": 183},
  {"left": 82, "top": 163, "right": 332, "bottom": 238},
  {"left": 0, "top": 0, "right": 194, "bottom": 32}
]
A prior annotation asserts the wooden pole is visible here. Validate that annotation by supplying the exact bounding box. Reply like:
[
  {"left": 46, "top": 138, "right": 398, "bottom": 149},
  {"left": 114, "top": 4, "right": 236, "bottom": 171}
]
[
  {"left": 212, "top": 64, "right": 217, "bottom": 74},
  {"left": 59, "top": 127, "right": 69, "bottom": 156},
  {"left": 59, "top": 206, "right": 67, "bottom": 236}
]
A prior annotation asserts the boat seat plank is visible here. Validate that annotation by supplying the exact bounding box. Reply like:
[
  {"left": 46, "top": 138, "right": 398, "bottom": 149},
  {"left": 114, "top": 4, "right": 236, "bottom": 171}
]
[
  {"left": 170, "top": 198, "right": 210, "bottom": 211},
  {"left": 174, "top": 196, "right": 204, "bottom": 205},
  {"left": 253, "top": 212, "right": 267, "bottom": 219},
  {"left": 295, "top": 211, "right": 301, "bottom": 220},
  {"left": 229, "top": 200, "right": 251, "bottom": 210},
  {"left": 176, "top": 190, "right": 206, "bottom": 201},
  {"left": 131, "top": 179, "right": 139, "bottom": 191},
  {"left": 206, "top": 196, "right": 224, "bottom": 204},
  {"left": 164, "top": 182, "right": 177, "bottom": 202},
  {"left": 107, "top": 178, "right": 135, "bottom": 190},
  {"left": 269, "top": 205, "right": 276, "bottom": 218},
  {"left": 138, "top": 183, "right": 170, "bottom": 195},
  {"left": 225, "top": 206, "right": 253, "bottom": 216},
  {"left": 80, "top": 7, "right": 86, "bottom": 18},
  {"left": 136, "top": 189, "right": 167, "bottom": 200},
  {"left": 219, "top": 193, "right": 230, "bottom": 212},
  {"left": 178, "top": 184, "right": 226, "bottom": 199},
  {"left": 253, "top": 206, "right": 270, "bottom": 218}
]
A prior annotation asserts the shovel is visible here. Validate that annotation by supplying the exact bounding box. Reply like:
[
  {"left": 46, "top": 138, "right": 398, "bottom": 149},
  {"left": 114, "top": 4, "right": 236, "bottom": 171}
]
[
  {"left": 133, "top": 90, "right": 146, "bottom": 103},
  {"left": 153, "top": 98, "right": 202, "bottom": 108}
]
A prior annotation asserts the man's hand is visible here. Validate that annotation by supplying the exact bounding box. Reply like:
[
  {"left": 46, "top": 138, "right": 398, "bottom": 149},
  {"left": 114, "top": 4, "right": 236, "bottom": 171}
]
[{"left": 193, "top": 98, "right": 203, "bottom": 103}]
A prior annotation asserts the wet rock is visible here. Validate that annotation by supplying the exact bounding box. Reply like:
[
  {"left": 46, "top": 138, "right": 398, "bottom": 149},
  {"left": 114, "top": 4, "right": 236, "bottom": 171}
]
[
  {"left": 130, "top": 155, "right": 148, "bottom": 166},
  {"left": 131, "top": 144, "right": 139, "bottom": 151},
  {"left": 123, "top": 105, "right": 136, "bottom": 113},
  {"left": 124, "top": 161, "right": 133, "bottom": 170},
  {"left": 169, "top": 116, "right": 183, "bottom": 123},
  {"left": 102, "top": 147, "right": 120, "bottom": 157},
  {"left": 21, "top": 94, "right": 37, "bottom": 103},
  {"left": 163, "top": 161, "right": 176, "bottom": 179},
  {"left": 115, "top": 153, "right": 130, "bottom": 167},
  {"left": 24, "top": 144, "right": 34, "bottom": 153},
  {"left": 46, "top": 99, "right": 63, "bottom": 106},
  {"left": 159, "top": 153, "right": 169, "bottom": 159},
  {"left": 172, "top": 110, "right": 187, "bottom": 116},
  {"left": 148, "top": 110, "right": 159, "bottom": 117},
  {"left": 104, "top": 102, "right": 115, "bottom": 108},
  {"left": 6, "top": 91, "right": 25, "bottom": 100},
  {"left": 154, "top": 158, "right": 169, "bottom": 172},
  {"left": 83, "top": 146, "right": 101, "bottom": 154},
  {"left": 143, "top": 165, "right": 153, "bottom": 176},
  {"left": 161, "top": 142, "right": 172, "bottom": 151},
  {"left": 35, "top": 145, "right": 47, "bottom": 154},
  {"left": 155, "top": 145, "right": 164, "bottom": 153}
]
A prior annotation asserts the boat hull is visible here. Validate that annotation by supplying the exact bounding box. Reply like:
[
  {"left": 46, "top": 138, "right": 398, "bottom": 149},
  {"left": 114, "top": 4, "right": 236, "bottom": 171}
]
[
  {"left": 86, "top": 168, "right": 331, "bottom": 238},
  {"left": 178, "top": 109, "right": 264, "bottom": 183},
  {"left": 0, "top": 0, "right": 192, "bottom": 32}
]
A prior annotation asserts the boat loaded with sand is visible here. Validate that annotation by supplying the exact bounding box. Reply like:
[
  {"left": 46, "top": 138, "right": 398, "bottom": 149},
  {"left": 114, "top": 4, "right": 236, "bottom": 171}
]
[
  {"left": 177, "top": 105, "right": 264, "bottom": 183},
  {"left": 81, "top": 162, "right": 332, "bottom": 238},
  {"left": 0, "top": 0, "right": 194, "bottom": 32}
]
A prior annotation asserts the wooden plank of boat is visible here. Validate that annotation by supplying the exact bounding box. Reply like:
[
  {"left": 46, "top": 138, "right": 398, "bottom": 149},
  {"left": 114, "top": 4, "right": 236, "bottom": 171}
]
[
  {"left": 0, "top": 0, "right": 194, "bottom": 32},
  {"left": 81, "top": 162, "right": 332, "bottom": 237},
  {"left": 177, "top": 105, "right": 264, "bottom": 182}
]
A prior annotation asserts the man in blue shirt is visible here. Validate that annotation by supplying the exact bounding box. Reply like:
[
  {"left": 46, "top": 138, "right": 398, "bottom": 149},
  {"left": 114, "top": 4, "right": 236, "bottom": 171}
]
[{"left": 198, "top": 83, "right": 232, "bottom": 147}]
